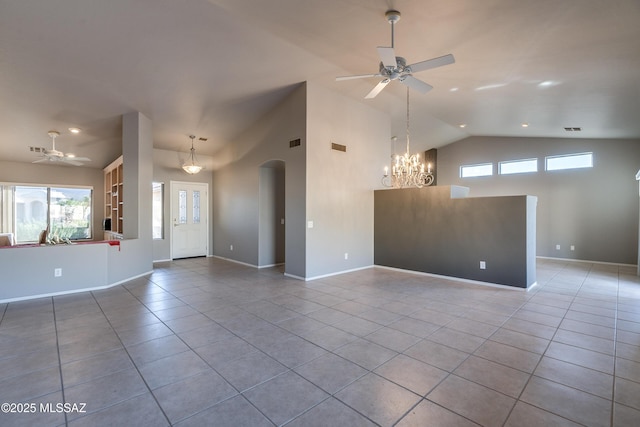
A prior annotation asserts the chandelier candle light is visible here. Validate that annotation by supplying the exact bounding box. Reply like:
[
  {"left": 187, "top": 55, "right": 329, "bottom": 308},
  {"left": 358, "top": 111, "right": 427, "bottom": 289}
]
[
  {"left": 182, "top": 135, "right": 203, "bottom": 174},
  {"left": 383, "top": 88, "right": 434, "bottom": 188}
]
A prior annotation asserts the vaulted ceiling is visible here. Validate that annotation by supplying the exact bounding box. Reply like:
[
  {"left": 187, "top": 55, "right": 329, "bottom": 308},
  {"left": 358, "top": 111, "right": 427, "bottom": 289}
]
[{"left": 1, "top": 0, "right": 639, "bottom": 168}]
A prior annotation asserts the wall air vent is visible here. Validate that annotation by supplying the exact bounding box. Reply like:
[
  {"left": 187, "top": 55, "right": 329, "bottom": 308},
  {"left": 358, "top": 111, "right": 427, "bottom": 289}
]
[
  {"left": 289, "top": 138, "right": 301, "bottom": 148},
  {"left": 331, "top": 142, "right": 347, "bottom": 152},
  {"left": 564, "top": 127, "right": 582, "bottom": 132},
  {"left": 29, "top": 146, "right": 46, "bottom": 153}
]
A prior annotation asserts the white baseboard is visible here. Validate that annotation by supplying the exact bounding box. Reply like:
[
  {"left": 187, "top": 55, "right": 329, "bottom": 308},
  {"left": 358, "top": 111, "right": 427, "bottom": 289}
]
[
  {"left": 536, "top": 256, "right": 637, "bottom": 268},
  {"left": 374, "top": 265, "right": 527, "bottom": 291},
  {"left": 296, "top": 265, "right": 375, "bottom": 282},
  {"left": 0, "top": 270, "right": 154, "bottom": 304},
  {"left": 212, "top": 255, "right": 258, "bottom": 268}
]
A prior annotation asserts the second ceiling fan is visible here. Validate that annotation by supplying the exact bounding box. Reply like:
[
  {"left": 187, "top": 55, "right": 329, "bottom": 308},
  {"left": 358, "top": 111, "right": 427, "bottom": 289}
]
[{"left": 336, "top": 9, "right": 455, "bottom": 99}]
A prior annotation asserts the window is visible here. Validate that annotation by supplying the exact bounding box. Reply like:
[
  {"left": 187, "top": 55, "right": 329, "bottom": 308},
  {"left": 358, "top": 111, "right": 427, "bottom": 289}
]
[
  {"left": 1, "top": 184, "right": 92, "bottom": 243},
  {"left": 499, "top": 158, "right": 538, "bottom": 175},
  {"left": 460, "top": 163, "right": 493, "bottom": 178},
  {"left": 546, "top": 152, "right": 593, "bottom": 171},
  {"left": 152, "top": 182, "right": 163, "bottom": 239}
]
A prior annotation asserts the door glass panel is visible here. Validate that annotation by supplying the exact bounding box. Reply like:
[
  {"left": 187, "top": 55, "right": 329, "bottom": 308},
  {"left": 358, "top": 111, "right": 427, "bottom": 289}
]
[
  {"left": 193, "top": 191, "right": 200, "bottom": 224},
  {"left": 179, "top": 190, "right": 187, "bottom": 224}
]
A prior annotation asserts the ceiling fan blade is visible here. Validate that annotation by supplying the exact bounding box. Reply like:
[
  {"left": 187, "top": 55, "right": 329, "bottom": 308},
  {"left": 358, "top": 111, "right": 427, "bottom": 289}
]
[
  {"left": 377, "top": 47, "right": 397, "bottom": 69},
  {"left": 66, "top": 156, "right": 91, "bottom": 162},
  {"left": 400, "top": 75, "right": 433, "bottom": 94},
  {"left": 408, "top": 54, "right": 455, "bottom": 73},
  {"left": 365, "top": 79, "right": 391, "bottom": 99},
  {"left": 62, "top": 158, "right": 84, "bottom": 166},
  {"left": 336, "top": 73, "right": 381, "bottom": 81},
  {"left": 32, "top": 158, "right": 50, "bottom": 164}
]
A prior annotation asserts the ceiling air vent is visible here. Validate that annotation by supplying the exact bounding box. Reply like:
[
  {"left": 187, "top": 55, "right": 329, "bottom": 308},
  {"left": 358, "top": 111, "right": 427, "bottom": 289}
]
[
  {"left": 289, "top": 138, "right": 301, "bottom": 148},
  {"left": 198, "top": 137, "right": 208, "bottom": 141},
  {"left": 29, "top": 146, "right": 46, "bottom": 153},
  {"left": 564, "top": 127, "right": 582, "bottom": 132}
]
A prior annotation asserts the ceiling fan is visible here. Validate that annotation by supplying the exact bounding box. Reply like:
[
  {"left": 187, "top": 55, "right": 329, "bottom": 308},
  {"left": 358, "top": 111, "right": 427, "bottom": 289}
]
[
  {"left": 336, "top": 9, "right": 455, "bottom": 99},
  {"left": 32, "top": 130, "right": 91, "bottom": 166}
]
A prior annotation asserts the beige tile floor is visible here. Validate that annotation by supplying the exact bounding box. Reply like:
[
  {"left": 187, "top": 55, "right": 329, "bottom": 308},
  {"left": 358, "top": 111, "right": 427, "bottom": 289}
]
[{"left": 1, "top": 257, "right": 639, "bottom": 426}]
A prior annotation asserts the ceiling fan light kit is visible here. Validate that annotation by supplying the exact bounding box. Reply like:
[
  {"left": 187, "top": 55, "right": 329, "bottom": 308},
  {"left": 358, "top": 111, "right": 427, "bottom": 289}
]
[{"left": 336, "top": 9, "right": 455, "bottom": 99}]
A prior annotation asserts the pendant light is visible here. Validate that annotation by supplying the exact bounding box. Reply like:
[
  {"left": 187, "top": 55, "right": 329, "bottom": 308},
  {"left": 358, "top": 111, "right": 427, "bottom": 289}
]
[{"left": 182, "top": 135, "right": 203, "bottom": 174}]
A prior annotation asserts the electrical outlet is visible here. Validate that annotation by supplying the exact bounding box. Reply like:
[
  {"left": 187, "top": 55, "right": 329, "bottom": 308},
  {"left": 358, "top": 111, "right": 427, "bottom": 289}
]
[
  {"left": 307, "top": 221, "right": 314, "bottom": 229},
  {"left": 570, "top": 245, "right": 575, "bottom": 251},
  {"left": 280, "top": 218, "right": 285, "bottom": 225},
  {"left": 556, "top": 244, "right": 561, "bottom": 250},
  {"left": 479, "top": 261, "right": 486, "bottom": 270},
  {"left": 344, "top": 253, "right": 349, "bottom": 260},
  {"left": 230, "top": 245, "right": 233, "bottom": 251},
  {"left": 54, "top": 268, "right": 62, "bottom": 277}
]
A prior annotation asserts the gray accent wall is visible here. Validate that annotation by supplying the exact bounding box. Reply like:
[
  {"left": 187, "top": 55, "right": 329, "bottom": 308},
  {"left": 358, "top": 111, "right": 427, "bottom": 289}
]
[
  {"left": 437, "top": 136, "right": 640, "bottom": 265},
  {"left": 374, "top": 186, "right": 537, "bottom": 288}
]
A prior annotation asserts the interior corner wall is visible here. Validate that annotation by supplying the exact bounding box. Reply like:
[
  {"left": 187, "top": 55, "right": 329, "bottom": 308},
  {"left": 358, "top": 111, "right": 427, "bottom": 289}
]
[
  {"left": 107, "top": 112, "right": 154, "bottom": 283},
  {"left": 437, "top": 136, "right": 640, "bottom": 265},
  {"left": 305, "top": 83, "right": 390, "bottom": 279},
  {"left": 212, "top": 84, "right": 307, "bottom": 278}
]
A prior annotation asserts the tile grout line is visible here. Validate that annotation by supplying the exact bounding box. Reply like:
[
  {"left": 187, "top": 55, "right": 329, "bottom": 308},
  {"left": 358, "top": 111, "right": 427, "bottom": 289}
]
[
  {"left": 135, "top": 276, "right": 291, "bottom": 426},
  {"left": 610, "top": 267, "right": 620, "bottom": 427},
  {"left": 51, "top": 296, "right": 69, "bottom": 427},
  {"left": 85, "top": 288, "right": 174, "bottom": 426},
  {"left": 501, "top": 261, "right": 608, "bottom": 426}
]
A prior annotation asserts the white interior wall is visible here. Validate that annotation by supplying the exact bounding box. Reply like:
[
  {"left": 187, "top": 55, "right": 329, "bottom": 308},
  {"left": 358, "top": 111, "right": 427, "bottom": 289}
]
[{"left": 305, "top": 82, "right": 390, "bottom": 279}]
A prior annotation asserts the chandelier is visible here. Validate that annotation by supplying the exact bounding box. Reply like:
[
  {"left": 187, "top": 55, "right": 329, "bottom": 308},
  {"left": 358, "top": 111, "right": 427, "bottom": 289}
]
[
  {"left": 182, "top": 135, "right": 203, "bottom": 174},
  {"left": 382, "top": 88, "right": 434, "bottom": 188}
]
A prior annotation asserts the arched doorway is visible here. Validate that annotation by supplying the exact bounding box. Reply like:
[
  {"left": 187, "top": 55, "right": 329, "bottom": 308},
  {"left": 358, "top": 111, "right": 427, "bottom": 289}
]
[{"left": 259, "top": 160, "right": 285, "bottom": 268}]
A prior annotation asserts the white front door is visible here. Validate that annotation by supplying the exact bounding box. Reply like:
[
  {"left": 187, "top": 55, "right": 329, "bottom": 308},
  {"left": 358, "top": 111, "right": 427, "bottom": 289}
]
[{"left": 170, "top": 181, "right": 208, "bottom": 259}]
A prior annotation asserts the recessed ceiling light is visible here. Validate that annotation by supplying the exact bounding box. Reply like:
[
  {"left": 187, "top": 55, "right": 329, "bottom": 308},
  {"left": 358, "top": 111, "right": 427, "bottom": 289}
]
[
  {"left": 68, "top": 127, "right": 81, "bottom": 134},
  {"left": 450, "top": 87, "right": 459, "bottom": 92},
  {"left": 459, "top": 124, "right": 467, "bottom": 128},
  {"left": 537, "top": 80, "right": 559, "bottom": 88},
  {"left": 521, "top": 123, "right": 529, "bottom": 128}
]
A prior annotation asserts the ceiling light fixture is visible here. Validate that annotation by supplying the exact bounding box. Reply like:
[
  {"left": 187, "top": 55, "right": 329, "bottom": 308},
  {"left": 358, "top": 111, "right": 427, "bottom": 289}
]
[
  {"left": 459, "top": 123, "right": 467, "bottom": 128},
  {"left": 68, "top": 127, "right": 81, "bottom": 134},
  {"left": 382, "top": 87, "right": 434, "bottom": 188},
  {"left": 182, "top": 135, "right": 203, "bottom": 174},
  {"left": 521, "top": 123, "right": 529, "bottom": 128}
]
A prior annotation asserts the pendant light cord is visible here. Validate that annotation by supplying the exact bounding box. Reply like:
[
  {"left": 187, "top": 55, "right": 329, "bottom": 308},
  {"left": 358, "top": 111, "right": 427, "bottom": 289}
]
[{"left": 406, "top": 87, "right": 410, "bottom": 155}]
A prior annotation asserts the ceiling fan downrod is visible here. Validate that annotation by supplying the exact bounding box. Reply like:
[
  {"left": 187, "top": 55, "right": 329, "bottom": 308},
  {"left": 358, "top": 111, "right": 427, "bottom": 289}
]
[{"left": 385, "top": 10, "right": 401, "bottom": 49}]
